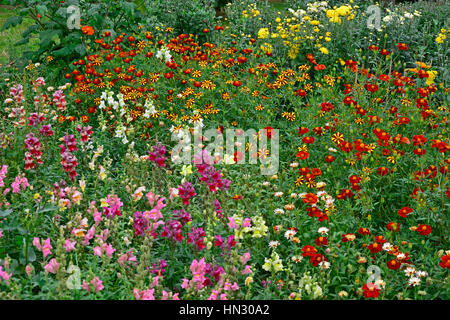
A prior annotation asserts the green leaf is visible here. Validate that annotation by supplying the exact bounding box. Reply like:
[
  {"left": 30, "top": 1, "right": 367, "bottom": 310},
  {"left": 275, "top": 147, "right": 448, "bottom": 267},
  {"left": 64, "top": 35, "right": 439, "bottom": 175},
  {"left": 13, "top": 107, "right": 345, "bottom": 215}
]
[
  {"left": 39, "top": 29, "right": 61, "bottom": 48},
  {"left": 22, "top": 24, "right": 39, "bottom": 38},
  {"left": 134, "top": 0, "right": 147, "bottom": 13},
  {"left": 15, "top": 37, "right": 31, "bottom": 46},
  {"left": 1, "top": 16, "right": 23, "bottom": 31},
  {"left": 38, "top": 205, "right": 59, "bottom": 213},
  {"left": 74, "top": 43, "right": 86, "bottom": 56}
]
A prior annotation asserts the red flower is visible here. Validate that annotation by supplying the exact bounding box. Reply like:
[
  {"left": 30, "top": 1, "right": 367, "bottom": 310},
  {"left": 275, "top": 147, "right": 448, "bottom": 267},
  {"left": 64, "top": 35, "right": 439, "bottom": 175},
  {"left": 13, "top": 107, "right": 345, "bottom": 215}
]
[
  {"left": 387, "top": 222, "right": 400, "bottom": 232},
  {"left": 358, "top": 227, "right": 371, "bottom": 235},
  {"left": 302, "top": 193, "right": 318, "bottom": 205},
  {"left": 302, "top": 136, "right": 315, "bottom": 144},
  {"left": 362, "top": 283, "right": 381, "bottom": 298},
  {"left": 440, "top": 254, "right": 450, "bottom": 269},
  {"left": 413, "top": 148, "right": 427, "bottom": 156},
  {"left": 368, "top": 242, "right": 382, "bottom": 253},
  {"left": 325, "top": 155, "right": 335, "bottom": 163},
  {"left": 398, "top": 207, "right": 412, "bottom": 218},
  {"left": 301, "top": 245, "right": 317, "bottom": 257},
  {"left": 81, "top": 25, "right": 95, "bottom": 36},
  {"left": 387, "top": 259, "right": 401, "bottom": 270},
  {"left": 263, "top": 126, "right": 275, "bottom": 139},
  {"left": 397, "top": 43, "right": 409, "bottom": 50},
  {"left": 297, "top": 127, "right": 309, "bottom": 135},
  {"left": 365, "top": 83, "right": 379, "bottom": 93},
  {"left": 374, "top": 235, "right": 387, "bottom": 244},
  {"left": 412, "top": 135, "right": 427, "bottom": 146},
  {"left": 310, "top": 253, "right": 326, "bottom": 266},
  {"left": 315, "top": 236, "right": 328, "bottom": 246},
  {"left": 296, "top": 151, "right": 309, "bottom": 160},
  {"left": 377, "top": 167, "right": 390, "bottom": 176},
  {"left": 417, "top": 224, "right": 432, "bottom": 236}
]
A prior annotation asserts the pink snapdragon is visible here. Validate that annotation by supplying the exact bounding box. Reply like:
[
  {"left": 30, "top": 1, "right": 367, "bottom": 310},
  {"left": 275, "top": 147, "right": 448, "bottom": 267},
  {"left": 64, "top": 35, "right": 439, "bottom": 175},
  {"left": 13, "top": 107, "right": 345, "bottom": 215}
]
[
  {"left": 44, "top": 259, "right": 59, "bottom": 274},
  {"left": 0, "top": 265, "right": 12, "bottom": 283},
  {"left": 64, "top": 239, "right": 76, "bottom": 252},
  {"left": 33, "top": 237, "right": 52, "bottom": 258},
  {"left": 117, "top": 251, "right": 137, "bottom": 266},
  {"left": 133, "top": 288, "right": 155, "bottom": 300},
  {"left": 103, "top": 194, "right": 123, "bottom": 218},
  {"left": 27, "top": 113, "right": 45, "bottom": 127},
  {"left": 82, "top": 226, "right": 96, "bottom": 246},
  {"left": 181, "top": 258, "right": 208, "bottom": 291},
  {"left": 53, "top": 90, "right": 66, "bottom": 111},
  {"left": 93, "top": 243, "right": 116, "bottom": 259},
  {"left": 35, "top": 77, "right": 45, "bottom": 87},
  {"left": 0, "top": 165, "right": 8, "bottom": 188},
  {"left": 11, "top": 174, "right": 29, "bottom": 193},
  {"left": 82, "top": 276, "right": 104, "bottom": 293}
]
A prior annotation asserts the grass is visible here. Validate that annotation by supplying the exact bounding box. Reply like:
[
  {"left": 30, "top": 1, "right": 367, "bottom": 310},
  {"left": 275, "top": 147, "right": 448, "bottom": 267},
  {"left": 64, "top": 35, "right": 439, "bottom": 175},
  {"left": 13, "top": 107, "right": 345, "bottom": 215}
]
[{"left": 0, "top": 5, "right": 37, "bottom": 65}]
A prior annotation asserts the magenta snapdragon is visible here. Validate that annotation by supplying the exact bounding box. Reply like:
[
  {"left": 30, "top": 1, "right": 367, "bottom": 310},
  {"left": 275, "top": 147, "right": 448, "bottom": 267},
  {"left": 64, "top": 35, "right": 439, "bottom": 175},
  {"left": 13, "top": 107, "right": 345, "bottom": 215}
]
[
  {"left": 177, "top": 181, "right": 196, "bottom": 206},
  {"left": 148, "top": 142, "right": 167, "bottom": 167},
  {"left": 24, "top": 133, "right": 43, "bottom": 170}
]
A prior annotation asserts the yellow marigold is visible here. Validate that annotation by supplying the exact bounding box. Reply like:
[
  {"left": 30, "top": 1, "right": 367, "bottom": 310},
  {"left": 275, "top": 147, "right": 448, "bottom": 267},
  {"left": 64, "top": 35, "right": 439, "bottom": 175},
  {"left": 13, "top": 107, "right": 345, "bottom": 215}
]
[{"left": 258, "top": 28, "right": 269, "bottom": 39}]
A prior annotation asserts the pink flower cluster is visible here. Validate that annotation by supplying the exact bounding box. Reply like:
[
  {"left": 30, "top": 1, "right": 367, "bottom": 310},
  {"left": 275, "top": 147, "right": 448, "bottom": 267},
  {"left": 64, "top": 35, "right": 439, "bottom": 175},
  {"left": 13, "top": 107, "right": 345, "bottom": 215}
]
[
  {"left": 27, "top": 113, "right": 45, "bottom": 127},
  {"left": 177, "top": 181, "right": 196, "bottom": 206},
  {"left": 44, "top": 259, "right": 59, "bottom": 274},
  {"left": 103, "top": 194, "right": 123, "bottom": 218},
  {"left": 10, "top": 84, "right": 24, "bottom": 104},
  {"left": 181, "top": 258, "right": 209, "bottom": 291},
  {"left": 0, "top": 165, "right": 8, "bottom": 188},
  {"left": 187, "top": 227, "right": 206, "bottom": 250},
  {"left": 214, "top": 234, "right": 236, "bottom": 251},
  {"left": 11, "top": 174, "right": 29, "bottom": 193},
  {"left": 82, "top": 276, "right": 104, "bottom": 293},
  {"left": 53, "top": 90, "right": 66, "bottom": 112},
  {"left": 93, "top": 243, "right": 116, "bottom": 259},
  {"left": 198, "top": 165, "right": 231, "bottom": 192},
  {"left": 39, "top": 124, "right": 54, "bottom": 137},
  {"left": 33, "top": 237, "right": 53, "bottom": 258},
  {"left": 133, "top": 197, "right": 166, "bottom": 237},
  {"left": 59, "top": 135, "right": 78, "bottom": 180},
  {"left": 0, "top": 264, "right": 12, "bottom": 284},
  {"left": 76, "top": 125, "right": 93, "bottom": 142},
  {"left": 24, "top": 133, "right": 43, "bottom": 170},
  {"left": 133, "top": 277, "right": 180, "bottom": 300},
  {"left": 161, "top": 219, "right": 184, "bottom": 242},
  {"left": 148, "top": 142, "right": 167, "bottom": 167},
  {"left": 117, "top": 250, "right": 137, "bottom": 266}
]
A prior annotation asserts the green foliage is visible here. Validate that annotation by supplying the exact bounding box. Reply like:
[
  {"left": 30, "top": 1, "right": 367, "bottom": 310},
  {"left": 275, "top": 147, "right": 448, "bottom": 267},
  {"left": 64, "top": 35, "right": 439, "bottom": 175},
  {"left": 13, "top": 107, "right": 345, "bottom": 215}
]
[
  {"left": 1, "top": 0, "right": 146, "bottom": 79},
  {"left": 142, "top": 0, "right": 216, "bottom": 39}
]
